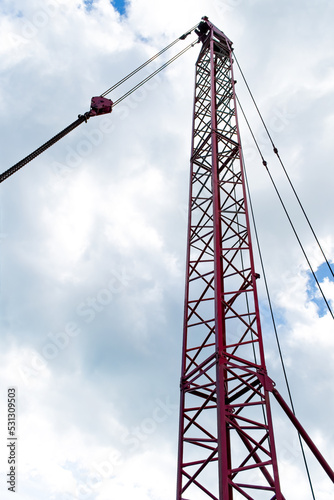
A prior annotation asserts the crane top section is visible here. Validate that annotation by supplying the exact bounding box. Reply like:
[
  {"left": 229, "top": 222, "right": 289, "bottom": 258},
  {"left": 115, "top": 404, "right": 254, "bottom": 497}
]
[
  {"left": 195, "top": 16, "right": 234, "bottom": 65},
  {"left": 198, "top": 16, "right": 233, "bottom": 46}
]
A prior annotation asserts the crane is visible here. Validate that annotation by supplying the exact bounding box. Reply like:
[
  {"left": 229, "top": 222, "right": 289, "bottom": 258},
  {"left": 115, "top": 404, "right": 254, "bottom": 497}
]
[{"left": 1, "top": 16, "right": 333, "bottom": 500}]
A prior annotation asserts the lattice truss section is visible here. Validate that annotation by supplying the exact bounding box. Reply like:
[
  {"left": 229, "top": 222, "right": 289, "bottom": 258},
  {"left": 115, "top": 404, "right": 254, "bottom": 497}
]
[{"left": 177, "top": 29, "right": 282, "bottom": 500}]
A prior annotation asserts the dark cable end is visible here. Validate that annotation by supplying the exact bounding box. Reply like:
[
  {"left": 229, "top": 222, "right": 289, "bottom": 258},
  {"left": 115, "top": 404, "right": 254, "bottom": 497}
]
[
  {"left": 179, "top": 31, "right": 191, "bottom": 40},
  {"left": 78, "top": 112, "right": 90, "bottom": 123}
]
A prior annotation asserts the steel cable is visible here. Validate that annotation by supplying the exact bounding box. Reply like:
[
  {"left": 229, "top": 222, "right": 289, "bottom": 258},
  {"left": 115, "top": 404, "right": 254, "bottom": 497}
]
[
  {"left": 0, "top": 115, "right": 87, "bottom": 184},
  {"left": 234, "top": 53, "right": 334, "bottom": 283},
  {"left": 113, "top": 39, "right": 198, "bottom": 106},
  {"left": 237, "top": 95, "right": 334, "bottom": 321},
  {"left": 237, "top": 95, "right": 317, "bottom": 500},
  {"left": 0, "top": 27, "right": 199, "bottom": 184},
  {"left": 101, "top": 23, "right": 198, "bottom": 98}
]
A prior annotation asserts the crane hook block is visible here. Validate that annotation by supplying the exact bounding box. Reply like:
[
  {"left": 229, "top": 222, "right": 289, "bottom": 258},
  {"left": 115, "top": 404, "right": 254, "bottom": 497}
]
[{"left": 89, "top": 96, "right": 113, "bottom": 117}]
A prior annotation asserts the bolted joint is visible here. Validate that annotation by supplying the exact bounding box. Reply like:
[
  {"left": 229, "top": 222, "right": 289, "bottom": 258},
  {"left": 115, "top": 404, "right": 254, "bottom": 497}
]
[
  {"left": 78, "top": 111, "right": 91, "bottom": 123},
  {"left": 180, "top": 377, "right": 190, "bottom": 391},
  {"left": 216, "top": 351, "right": 227, "bottom": 363},
  {"left": 225, "top": 406, "right": 235, "bottom": 416},
  {"left": 257, "top": 369, "right": 276, "bottom": 392}
]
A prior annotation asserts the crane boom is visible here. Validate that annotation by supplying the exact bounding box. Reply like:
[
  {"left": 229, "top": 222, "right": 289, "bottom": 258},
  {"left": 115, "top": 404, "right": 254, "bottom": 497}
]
[{"left": 0, "top": 97, "right": 112, "bottom": 184}]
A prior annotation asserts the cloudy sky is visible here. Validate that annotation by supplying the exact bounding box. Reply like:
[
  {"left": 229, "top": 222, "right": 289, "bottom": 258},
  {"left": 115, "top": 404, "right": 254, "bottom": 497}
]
[{"left": 0, "top": 0, "right": 334, "bottom": 499}]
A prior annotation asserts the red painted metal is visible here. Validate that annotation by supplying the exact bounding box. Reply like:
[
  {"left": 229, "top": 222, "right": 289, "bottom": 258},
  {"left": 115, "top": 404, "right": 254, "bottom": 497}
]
[
  {"left": 272, "top": 388, "right": 334, "bottom": 483},
  {"left": 176, "top": 20, "right": 284, "bottom": 499},
  {"left": 89, "top": 96, "right": 113, "bottom": 116},
  {"left": 177, "top": 17, "right": 334, "bottom": 499}
]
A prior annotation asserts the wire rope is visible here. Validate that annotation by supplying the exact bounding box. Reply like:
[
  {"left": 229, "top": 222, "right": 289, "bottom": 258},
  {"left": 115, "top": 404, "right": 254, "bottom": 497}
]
[
  {"left": 101, "top": 24, "right": 198, "bottom": 97},
  {"left": 0, "top": 116, "right": 87, "bottom": 183},
  {"left": 237, "top": 95, "right": 318, "bottom": 499},
  {"left": 0, "top": 27, "right": 199, "bottom": 184},
  {"left": 236, "top": 95, "right": 334, "bottom": 322},
  {"left": 112, "top": 39, "right": 198, "bottom": 106},
  {"left": 234, "top": 53, "right": 334, "bottom": 283},
  {"left": 242, "top": 149, "right": 317, "bottom": 500}
]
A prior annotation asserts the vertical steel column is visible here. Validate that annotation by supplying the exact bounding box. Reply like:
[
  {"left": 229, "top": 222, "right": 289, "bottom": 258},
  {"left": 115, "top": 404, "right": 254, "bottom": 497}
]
[
  {"left": 177, "top": 22, "right": 283, "bottom": 500},
  {"left": 209, "top": 30, "right": 233, "bottom": 500}
]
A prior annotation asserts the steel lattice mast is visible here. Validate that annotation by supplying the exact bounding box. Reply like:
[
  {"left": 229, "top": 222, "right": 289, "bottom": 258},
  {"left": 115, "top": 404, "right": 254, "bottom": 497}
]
[{"left": 177, "top": 20, "right": 283, "bottom": 500}]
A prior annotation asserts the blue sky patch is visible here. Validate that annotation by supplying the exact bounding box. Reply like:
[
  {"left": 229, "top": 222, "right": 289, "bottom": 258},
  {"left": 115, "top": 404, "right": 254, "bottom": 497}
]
[
  {"left": 83, "top": 0, "right": 94, "bottom": 11},
  {"left": 111, "top": 0, "right": 127, "bottom": 16},
  {"left": 306, "top": 261, "right": 334, "bottom": 317},
  {"left": 82, "top": 0, "right": 127, "bottom": 15}
]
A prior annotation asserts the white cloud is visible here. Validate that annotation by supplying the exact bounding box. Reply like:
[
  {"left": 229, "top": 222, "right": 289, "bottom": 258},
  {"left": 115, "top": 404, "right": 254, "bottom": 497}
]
[{"left": 0, "top": 0, "right": 334, "bottom": 498}]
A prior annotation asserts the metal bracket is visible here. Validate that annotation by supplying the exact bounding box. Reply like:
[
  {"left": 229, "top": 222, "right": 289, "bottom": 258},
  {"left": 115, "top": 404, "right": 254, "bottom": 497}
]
[
  {"left": 89, "top": 96, "right": 113, "bottom": 117},
  {"left": 257, "top": 369, "right": 275, "bottom": 392}
]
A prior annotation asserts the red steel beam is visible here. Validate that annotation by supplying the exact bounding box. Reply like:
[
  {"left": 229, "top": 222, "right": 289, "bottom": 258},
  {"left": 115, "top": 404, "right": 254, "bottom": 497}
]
[{"left": 272, "top": 388, "right": 334, "bottom": 483}]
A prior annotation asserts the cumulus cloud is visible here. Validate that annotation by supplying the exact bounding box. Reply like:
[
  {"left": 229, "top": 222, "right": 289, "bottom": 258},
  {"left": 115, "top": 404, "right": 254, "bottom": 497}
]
[{"left": 0, "top": 0, "right": 334, "bottom": 498}]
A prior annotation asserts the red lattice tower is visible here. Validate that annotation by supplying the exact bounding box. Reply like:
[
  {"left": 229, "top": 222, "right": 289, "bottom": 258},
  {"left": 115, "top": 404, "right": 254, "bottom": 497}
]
[
  {"left": 176, "top": 20, "right": 283, "bottom": 500},
  {"left": 176, "top": 18, "right": 334, "bottom": 500}
]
